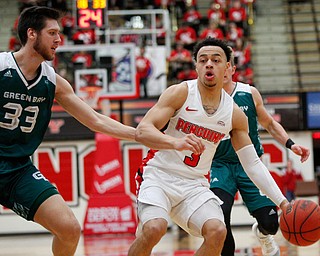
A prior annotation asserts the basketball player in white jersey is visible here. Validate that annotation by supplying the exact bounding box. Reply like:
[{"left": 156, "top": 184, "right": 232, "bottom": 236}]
[{"left": 128, "top": 38, "right": 290, "bottom": 256}]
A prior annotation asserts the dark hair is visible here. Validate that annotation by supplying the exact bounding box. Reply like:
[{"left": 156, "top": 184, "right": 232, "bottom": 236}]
[
  {"left": 228, "top": 46, "right": 236, "bottom": 66},
  {"left": 193, "top": 37, "right": 232, "bottom": 63},
  {"left": 17, "top": 6, "right": 61, "bottom": 46}
]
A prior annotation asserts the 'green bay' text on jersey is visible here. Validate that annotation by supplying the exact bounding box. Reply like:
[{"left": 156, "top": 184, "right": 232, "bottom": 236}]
[
  {"left": 213, "top": 82, "right": 264, "bottom": 163},
  {"left": 0, "top": 52, "right": 56, "bottom": 157}
]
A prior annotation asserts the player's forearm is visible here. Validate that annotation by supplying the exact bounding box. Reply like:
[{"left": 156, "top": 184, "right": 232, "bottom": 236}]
[
  {"left": 135, "top": 125, "right": 175, "bottom": 150},
  {"left": 265, "top": 120, "right": 290, "bottom": 147},
  {"left": 236, "top": 144, "right": 287, "bottom": 206}
]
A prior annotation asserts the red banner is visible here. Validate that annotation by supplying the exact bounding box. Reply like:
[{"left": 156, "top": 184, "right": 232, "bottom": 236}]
[{"left": 84, "top": 134, "right": 137, "bottom": 235}]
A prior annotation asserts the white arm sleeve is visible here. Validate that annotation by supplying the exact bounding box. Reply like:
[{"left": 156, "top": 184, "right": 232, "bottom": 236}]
[{"left": 236, "top": 144, "right": 287, "bottom": 206}]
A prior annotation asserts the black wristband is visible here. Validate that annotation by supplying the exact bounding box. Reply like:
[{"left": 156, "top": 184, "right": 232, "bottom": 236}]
[{"left": 285, "top": 138, "right": 295, "bottom": 149}]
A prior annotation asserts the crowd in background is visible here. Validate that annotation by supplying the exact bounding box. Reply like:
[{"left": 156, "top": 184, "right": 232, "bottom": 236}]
[{"left": 9, "top": 0, "right": 256, "bottom": 92}]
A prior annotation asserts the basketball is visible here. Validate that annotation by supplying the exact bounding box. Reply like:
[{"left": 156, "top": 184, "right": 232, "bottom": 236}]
[{"left": 280, "top": 199, "right": 320, "bottom": 246}]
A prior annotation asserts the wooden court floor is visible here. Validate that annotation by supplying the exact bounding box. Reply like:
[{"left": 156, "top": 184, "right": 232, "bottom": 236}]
[{"left": 0, "top": 225, "right": 319, "bottom": 256}]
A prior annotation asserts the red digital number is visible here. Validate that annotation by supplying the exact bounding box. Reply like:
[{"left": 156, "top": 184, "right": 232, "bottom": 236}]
[{"left": 78, "top": 9, "right": 103, "bottom": 28}]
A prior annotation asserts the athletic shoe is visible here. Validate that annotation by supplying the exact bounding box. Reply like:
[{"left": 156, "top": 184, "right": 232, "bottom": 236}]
[{"left": 252, "top": 222, "right": 280, "bottom": 256}]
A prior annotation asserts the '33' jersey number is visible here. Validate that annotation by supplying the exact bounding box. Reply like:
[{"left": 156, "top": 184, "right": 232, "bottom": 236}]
[{"left": 0, "top": 103, "right": 39, "bottom": 133}]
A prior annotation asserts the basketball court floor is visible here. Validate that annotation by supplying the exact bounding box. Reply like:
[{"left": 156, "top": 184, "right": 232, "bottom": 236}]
[{"left": 0, "top": 225, "right": 319, "bottom": 256}]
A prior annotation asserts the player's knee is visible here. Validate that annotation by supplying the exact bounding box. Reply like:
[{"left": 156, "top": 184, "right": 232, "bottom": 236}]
[
  {"left": 142, "top": 219, "right": 167, "bottom": 241},
  {"left": 259, "top": 219, "right": 279, "bottom": 235},
  {"left": 59, "top": 216, "right": 81, "bottom": 242},
  {"left": 254, "top": 207, "right": 279, "bottom": 235},
  {"left": 202, "top": 220, "right": 227, "bottom": 243}
]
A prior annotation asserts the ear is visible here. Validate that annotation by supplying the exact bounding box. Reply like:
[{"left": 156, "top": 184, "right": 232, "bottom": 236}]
[
  {"left": 232, "top": 65, "right": 236, "bottom": 75},
  {"left": 27, "top": 28, "right": 37, "bottom": 40}
]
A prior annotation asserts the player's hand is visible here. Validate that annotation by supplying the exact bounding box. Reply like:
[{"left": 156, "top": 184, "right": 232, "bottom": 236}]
[
  {"left": 173, "top": 133, "right": 205, "bottom": 155},
  {"left": 291, "top": 144, "right": 310, "bottom": 163},
  {"left": 279, "top": 199, "right": 292, "bottom": 215}
]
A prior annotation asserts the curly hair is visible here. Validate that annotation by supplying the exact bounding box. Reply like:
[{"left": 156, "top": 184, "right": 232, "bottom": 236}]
[{"left": 192, "top": 37, "right": 232, "bottom": 63}]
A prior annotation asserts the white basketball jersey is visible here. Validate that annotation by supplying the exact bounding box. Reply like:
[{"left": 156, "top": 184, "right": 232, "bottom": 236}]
[{"left": 147, "top": 79, "right": 234, "bottom": 178}]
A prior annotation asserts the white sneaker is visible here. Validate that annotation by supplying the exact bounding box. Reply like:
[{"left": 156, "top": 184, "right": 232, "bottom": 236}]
[{"left": 252, "top": 222, "right": 280, "bottom": 256}]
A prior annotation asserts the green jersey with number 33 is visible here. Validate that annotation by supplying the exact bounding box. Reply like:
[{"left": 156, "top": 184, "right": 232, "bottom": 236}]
[{"left": 0, "top": 52, "right": 56, "bottom": 158}]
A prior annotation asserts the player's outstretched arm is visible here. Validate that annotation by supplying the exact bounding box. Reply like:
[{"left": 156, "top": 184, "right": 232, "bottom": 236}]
[
  {"left": 54, "top": 74, "right": 135, "bottom": 141},
  {"left": 135, "top": 82, "right": 205, "bottom": 155},
  {"left": 252, "top": 86, "right": 310, "bottom": 163},
  {"left": 231, "top": 103, "right": 288, "bottom": 210}
]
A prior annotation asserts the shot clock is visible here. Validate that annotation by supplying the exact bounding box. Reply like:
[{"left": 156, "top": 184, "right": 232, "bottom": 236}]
[{"left": 75, "top": 0, "right": 107, "bottom": 29}]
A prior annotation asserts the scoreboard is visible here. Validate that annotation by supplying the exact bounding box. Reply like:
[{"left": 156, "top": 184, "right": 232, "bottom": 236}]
[{"left": 75, "top": 0, "right": 107, "bottom": 29}]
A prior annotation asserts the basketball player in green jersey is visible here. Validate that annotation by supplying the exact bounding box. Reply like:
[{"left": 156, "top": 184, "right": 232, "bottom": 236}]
[
  {"left": 210, "top": 49, "right": 310, "bottom": 256},
  {"left": 0, "top": 6, "right": 135, "bottom": 256}
]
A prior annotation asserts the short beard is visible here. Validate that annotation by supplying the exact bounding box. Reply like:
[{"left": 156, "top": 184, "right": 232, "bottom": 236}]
[{"left": 33, "top": 36, "right": 54, "bottom": 61}]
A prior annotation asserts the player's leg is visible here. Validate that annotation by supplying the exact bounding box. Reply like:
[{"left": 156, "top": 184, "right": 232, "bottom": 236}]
[
  {"left": 7, "top": 163, "right": 81, "bottom": 256},
  {"left": 34, "top": 194, "right": 81, "bottom": 256},
  {"left": 238, "top": 165, "right": 279, "bottom": 256},
  {"left": 188, "top": 199, "right": 226, "bottom": 256},
  {"left": 252, "top": 206, "right": 279, "bottom": 236},
  {"left": 211, "top": 188, "right": 236, "bottom": 256},
  {"left": 128, "top": 202, "right": 169, "bottom": 256},
  {"left": 210, "top": 161, "right": 238, "bottom": 256},
  {"left": 171, "top": 182, "right": 227, "bottom": 256}
]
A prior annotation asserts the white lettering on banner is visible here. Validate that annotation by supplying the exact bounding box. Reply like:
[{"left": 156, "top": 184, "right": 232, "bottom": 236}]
[
  {"left": 85, "top": 222, "right": 136, "bottom": 232},
  {"left": 94, "top": 175, "right": 123, "bottom": 193},
  {"left": 87, "top": 207, "right": 120, "bottom": 222},
  {"left": 120, "top": 206, "right": 132, "bottom": 221},
  {"left": 94, "top": 159, "right": 120, "bottom": 176},
  {"left": 309, "top": 103, "right": 320, "bottom": 115}
]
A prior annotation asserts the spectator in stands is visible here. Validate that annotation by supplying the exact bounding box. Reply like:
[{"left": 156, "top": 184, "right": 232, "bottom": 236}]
[
  {"left": 243, "top": 41, "right": 252, "bottom": 66},
  {"left": 233, "top": 38, "right": 247, "bottom": 68},
  {"left": 282, "top": 159, "right": 304, "bottom": 202},
  {"left": 226, "top": 22, "right": 244, "bottom": 47},
  {"left": 167, "top": 42, "right": 193, "bottom": 80},
  {"left": 72, "top": 29, "right": 96, "bottom": 45},
  {"left": 136, "top": 46, "right": 152, "bottom": 98},
  {"left": 176, "top": 63, "right": 197, "bottom": 81},
  {"left": 228, "top": 0, "right": 247, "bottom": 30},
  {"left": 214, "top": 0, "right": 228, "bottom": 11},
  {"left": 175, "top": 21, "right": 197, "bottom": 51},
  {"left": 182, "top": 6, "right": 202, "bottom": 36},
  {"left": 174, "top": 0, "right": 187, "bottom": 20},
  {"left": 71, "top": 51, "right": 93, "bottom": 69},
  {"left": 207, "top": 1, "right": 227, "bottom": 35},
  {"left": 60, "top": 9, "right": 74, "bottom": 41},
  {"left": 233, "top": 65, "right": 253, "bottom": 85},
  {"left": 153, "top": 0, "right": 174, "bottom": 9},
  {"left": 199, "top": 21, "right": 224, "bottom": 40}
]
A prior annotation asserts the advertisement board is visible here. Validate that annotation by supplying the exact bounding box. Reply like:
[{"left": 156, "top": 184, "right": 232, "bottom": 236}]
[{"left": 305, "top": 91, "right": 320, "bottom": 130}]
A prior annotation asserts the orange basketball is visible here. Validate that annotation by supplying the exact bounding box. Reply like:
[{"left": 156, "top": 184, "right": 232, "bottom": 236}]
[{"left": 280, "top": 199, "right": 320, "bottom": 246}]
